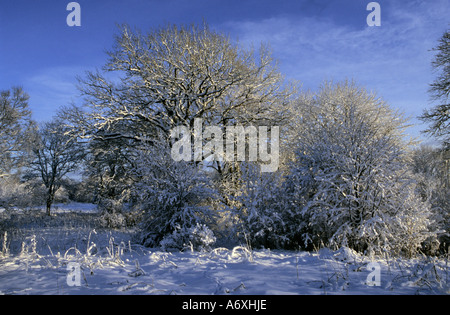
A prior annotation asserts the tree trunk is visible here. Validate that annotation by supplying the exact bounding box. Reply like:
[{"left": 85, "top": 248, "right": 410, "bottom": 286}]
[
  {"left": 46, "top": 199, "right": 51, "bottom": 216},
  {"left": 46, "top": 189, "right": 54, "bottom": 216}
]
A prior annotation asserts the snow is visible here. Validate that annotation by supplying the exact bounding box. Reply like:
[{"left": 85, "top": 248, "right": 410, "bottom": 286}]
[
  {"left": 0, "top": 204, "right": 448, "bottom": 295},
  {"left": 1, "top": 243, "right": 448, "bottom": 295}
]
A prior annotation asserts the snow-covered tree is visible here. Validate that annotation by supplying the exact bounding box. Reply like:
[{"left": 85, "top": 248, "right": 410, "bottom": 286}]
[
  {"left": 72, "top": 23, "right": 291, "bottom": 146},
  {"left": 411, "top": 146, "right": 449, "bottom": 252},
  {"left": 420, "top": 30, "right": 450, "bottom": 149},
  {"left": 59, "top": 23, "right": 293, "bottom": 247},
  {"left": 285, "top": 81, "right": 436, "bottom": 256},
  {"left": 0, "top": 87, "right": 37, "bottom": 211},
  {"left": 0, "top": 87, "right": 35, "bottom": 178}
]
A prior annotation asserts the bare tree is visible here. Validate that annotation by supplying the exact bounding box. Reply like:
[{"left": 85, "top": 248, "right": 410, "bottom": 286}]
[{"left": 29, "top": 119, "right": 85, "bottom": 215}]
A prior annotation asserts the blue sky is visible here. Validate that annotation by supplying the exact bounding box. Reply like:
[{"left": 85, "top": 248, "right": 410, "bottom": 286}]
[{"left": 0, "top": 0, "right": 449, "bottom": 143}]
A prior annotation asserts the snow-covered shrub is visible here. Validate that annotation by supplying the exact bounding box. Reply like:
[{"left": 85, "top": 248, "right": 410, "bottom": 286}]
[
  {"left": 160, "top": 223, "right": 216, "bottom": 251},
  {"left": 98, "top": 198, "right": 127, "bottom": 228},
  {"left": 99, "top": 210, "right": 126, "bottom": 229},
  {"left": 285, "top": 81, "right": 437, "bottom": 256},
  {"left": 132, "top": 142, "right": 217, "bottom": 249},
  {"left": 98, "top": 199, "right": 142, "bottom": 228},
  {"left": 188, "top": 223, "right": 216, "bottom": 250}
]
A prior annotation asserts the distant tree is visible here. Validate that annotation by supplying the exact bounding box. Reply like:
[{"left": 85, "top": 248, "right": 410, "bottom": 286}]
[
  {"left": 28, "top": 119, "right": 85, "bottom": 215},
  {"left": 420, "top": 30, "right": 450, "bottom": 148}
]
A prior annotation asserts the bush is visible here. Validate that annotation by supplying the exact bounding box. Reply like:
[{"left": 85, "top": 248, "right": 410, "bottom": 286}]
[
  {"left": 99, "top": 211, "right": 126, "bottom": 229},
  {"left": 132, "top": 142, "right": 216, "bottom": 249},
  {"left": 160, "top": 223, "right": 216, "bottom": 251},
  {"left": 225, "top": 163, "right": 289, "bottom": 249}
]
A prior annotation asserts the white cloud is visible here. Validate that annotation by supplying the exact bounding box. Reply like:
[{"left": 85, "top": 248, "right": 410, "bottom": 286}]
[
  {"left": 223, "top": 0, "right": 447, "bottom": 80},
  {"left": 220, "top": 0, "right": 449, "bottom": 141}
]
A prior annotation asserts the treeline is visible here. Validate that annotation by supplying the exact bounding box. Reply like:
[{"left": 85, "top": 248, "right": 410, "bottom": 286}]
[{"left": 0, "top": 24, "right": 448, "bottom": 256}]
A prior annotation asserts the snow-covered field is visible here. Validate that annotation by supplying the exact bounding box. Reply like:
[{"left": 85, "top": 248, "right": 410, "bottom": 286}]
[{"left": 0, "top": 204, "right": 448, "bottom": 295}]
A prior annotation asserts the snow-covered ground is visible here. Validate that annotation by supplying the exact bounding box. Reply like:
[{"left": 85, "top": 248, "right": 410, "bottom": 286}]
[
  {"left": 0, "top": 202, "right": 98, "bottom": 214},
  {"left": 0, "top": 204, "right": 448, "bottom": 295}
]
